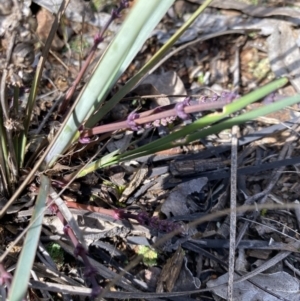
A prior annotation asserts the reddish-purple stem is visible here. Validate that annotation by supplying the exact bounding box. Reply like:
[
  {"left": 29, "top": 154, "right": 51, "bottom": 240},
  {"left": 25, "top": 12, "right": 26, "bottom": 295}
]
[
  {"left": 65, "top": 201, "right": 181, "bottom": 234},
  {"left": 81, "top": 97, "right": 232, "bottom": 137},
  {"left": 49, "top": 200, "right": 101, "bottom": 297}
]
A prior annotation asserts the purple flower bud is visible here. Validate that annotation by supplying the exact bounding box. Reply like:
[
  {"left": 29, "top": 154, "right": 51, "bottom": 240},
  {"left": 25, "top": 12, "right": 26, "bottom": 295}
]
[
  {"left": 175, "top": 97, "right": 190, "bottom": 120},
  {"left": 112, "top": 9, "right": 121, "bottom": 19},
  {"left": 94, "top": 33, "right": 104, "bottom": 45},
  {"left": 120, "top": 0, "right": 129, "bottom": 9},
  {"left": 127, "top": 111, "right": 141, "bottom": 131},
  {"left": 112, "top": 209, "right": 124, "bottom": 220},
  {"left": 210, "top": 93, "right": 219, "bottom": 102},
  {"left": 137, "top": 211, "right": 150, "bottom": 225},
  {"left": 160, "top": 118, "right": 168, "bottom": 126},
  {"left": 78, "top": 125, "right": 92, "bottom": 144},
  {"left": 152, "top": 119, "right": 161, "bottom": 127},
  {"left": 47, "top": 200, "right": 58, "bottom": 214},
  {"left": 79, "top": 136, "right": 90, "bottom": 144},
  {"left": 199, "top": 95, "right": 208, "bottom": 103},
  {"left": 166, "top": 116, "right": 176, "bottom": 124},
  {"left": 149, "top": 216, "right": 160, "bottom": 229}
]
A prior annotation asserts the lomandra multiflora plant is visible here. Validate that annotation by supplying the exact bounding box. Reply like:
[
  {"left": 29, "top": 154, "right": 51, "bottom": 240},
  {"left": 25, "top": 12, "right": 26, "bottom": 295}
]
[{"left": 0, "top": 0, "right": 300, "bottom": 299}]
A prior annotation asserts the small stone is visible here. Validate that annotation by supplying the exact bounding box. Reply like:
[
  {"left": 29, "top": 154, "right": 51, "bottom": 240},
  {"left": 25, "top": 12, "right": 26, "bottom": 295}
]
[{"left": 12, "top": 42, "right": 35, "bottom": 67}]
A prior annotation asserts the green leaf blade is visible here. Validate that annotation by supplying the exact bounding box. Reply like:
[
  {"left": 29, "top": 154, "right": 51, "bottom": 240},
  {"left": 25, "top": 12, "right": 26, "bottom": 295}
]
[{"left": 9, "top": 176, "right": 50, "bottom": 301}]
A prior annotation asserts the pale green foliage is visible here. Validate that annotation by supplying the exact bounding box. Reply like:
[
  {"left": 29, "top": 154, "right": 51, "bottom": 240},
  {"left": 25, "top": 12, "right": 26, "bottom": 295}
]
[
  {"left": 137, "top": 245, "right": 158, "bottom": 267},
  {"left": 47, "top": 242, "right": 64, "bottom": 265}
]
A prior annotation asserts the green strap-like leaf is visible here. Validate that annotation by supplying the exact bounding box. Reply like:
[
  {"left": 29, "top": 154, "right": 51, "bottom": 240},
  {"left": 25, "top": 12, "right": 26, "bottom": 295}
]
[{"left": 9, "top": 176, "right": 49, "bottom": 301}]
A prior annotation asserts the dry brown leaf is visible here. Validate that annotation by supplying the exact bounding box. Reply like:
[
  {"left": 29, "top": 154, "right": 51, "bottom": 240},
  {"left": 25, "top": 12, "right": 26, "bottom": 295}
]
[{"left": 36, "top": 7, "right": 65, "bottom": 51}]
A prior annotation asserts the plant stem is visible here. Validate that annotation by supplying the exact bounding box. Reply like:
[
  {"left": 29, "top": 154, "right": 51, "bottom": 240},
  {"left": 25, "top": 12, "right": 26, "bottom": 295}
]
[
  {"left": 81, "top": 98, "right": 231, "bottom": 137},
  {"left": 51, "top": 200, "right": 102, "bottom": 297},
  {"left": 64, "top": 201, "right": 181, "bottom": 233},
  {"left": 65, "top": 200, "right": 121, "bottom": 219}
]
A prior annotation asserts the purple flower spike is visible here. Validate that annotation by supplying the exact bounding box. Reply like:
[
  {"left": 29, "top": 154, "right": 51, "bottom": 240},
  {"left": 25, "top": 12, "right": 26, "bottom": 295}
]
[
  {"left": 149, "top": 216, "right": 159, "bottom": 228},
  {"left": 127, "top": 111, "right": 142, "bottom": 131},
  {"left": 149, "top": 216, "right": 181, "bottom": 233},
  {"left": 175, "top": 97, "right": 191, "bottom": 120},
  {"left": 51, "top": 196, "right": 102, "bottom": 298},
  {"left": 135, "top": 212, "right": 182, "bottom": 234},
  {"left": 137, "top": 211, "right": 150, "bottom": 225},
  {"left": 158, "top": 220, "right": 168, "bottom": 232}
]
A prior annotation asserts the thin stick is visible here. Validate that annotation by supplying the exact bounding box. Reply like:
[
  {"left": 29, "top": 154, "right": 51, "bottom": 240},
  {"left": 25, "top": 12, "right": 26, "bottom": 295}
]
[{"left": 227, "top": 125, "right": 238, "bottom": 300}]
